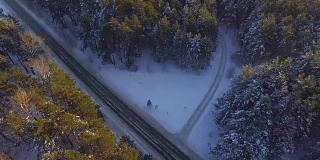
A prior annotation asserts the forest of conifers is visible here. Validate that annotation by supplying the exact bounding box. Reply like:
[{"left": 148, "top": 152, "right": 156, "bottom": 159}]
[
  {"left": 0, "top": 10, "right": 150, "bottom": 160},
  {"left": 32, "top": 0, "right": 219, "bottom": 71},
  {"left": 213, "top": 0, "right": 320, "bottom": 159},
  {"left": 0, "top": 0, "right": 319, "bottom": 159}
]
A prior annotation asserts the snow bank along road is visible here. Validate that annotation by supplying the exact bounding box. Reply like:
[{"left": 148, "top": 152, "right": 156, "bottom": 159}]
[
  {"left": 4, "top": 0, "right": 193, "bottom": 159},
  {"left": 179, "top": 33, "right": 227, "bottom": 138}
]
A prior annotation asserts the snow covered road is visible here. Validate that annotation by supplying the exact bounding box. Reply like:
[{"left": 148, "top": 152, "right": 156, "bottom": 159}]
[{"left": 179, "top": 32, "right": 228, "bottom": 139}]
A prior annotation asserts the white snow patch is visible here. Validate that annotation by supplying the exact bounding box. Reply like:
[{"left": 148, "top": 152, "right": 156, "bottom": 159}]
[{"left": 0, "top": 1, "right": 10, "bottom": 14}]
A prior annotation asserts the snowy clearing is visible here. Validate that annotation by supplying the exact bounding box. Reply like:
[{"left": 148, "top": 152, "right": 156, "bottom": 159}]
[{"left": 80, "top": 44, "right": 223, "bottom": 134}]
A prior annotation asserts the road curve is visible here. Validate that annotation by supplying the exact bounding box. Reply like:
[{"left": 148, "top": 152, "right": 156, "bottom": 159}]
[
  {"left": 4, "top": 0, "right": 192, "bottom": 159},
  {"left": 179, "top": 33, "right": 227, "bottom": 138}
]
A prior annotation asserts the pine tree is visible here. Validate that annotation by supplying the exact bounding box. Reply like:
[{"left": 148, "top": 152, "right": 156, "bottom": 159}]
[
  {"left": 120, "top": 134, "right": 136, "bottom": 148},
  {"left": 0, "top": 54, "right": 10, "bottom": 71},
  {"left": 121, "top": 145, "right": 140, "bottom": 160},
  {"left": 303, "top": 140, "right": 320, "bottom": 160},
  {"left": 0, "top": 18, "right": 22, "bottom": 55},
  {"left": 237, "top": 6, "right": 265, "bottom": 61},
  {"left": 19, "top": 32, "right": 44, "bottom": 61},
  {"left": 29, "top": 56, "right": 50, "bottom": 83},
  {"left": 0, "top": 72, "right": 13, "bottom": 105},
  {"left": 217, "top": 0, "right": 261, "bottom": 25},
  {"left": 222, "top": 0, "right": 320, "bottom": 62},
  {"left": 78, "top": 0, "right": 100, "bottom": 52},
  {"left": 0, "top": 15, "right": 141, "bottom": 159},
  {"left": 6, "top": 112, "right": 28, "bottom": 137},
  {"left": 172, "top": 30, "right": 188, "bottom": 68},
  {"left": 72, "top": 0, "right": 220, "bottom": 71},
  {"left": 153, "top": 16, "right": 172, "bottom": 63},
  {"left": 13, "top": 88, "right": 33, "bottom": 119}
]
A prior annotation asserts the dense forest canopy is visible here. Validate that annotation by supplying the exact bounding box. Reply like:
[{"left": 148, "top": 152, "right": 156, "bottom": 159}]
[
  {"left": 218, "top": 0, "right": 320, "bottom": 62},
  {"left": 213, "top": 0, "right": 320, "bottom": 159},
  {"left": 31, "top": 0, "right": 219, "bottom": 71},
  {"left": 0, "top": 10, "right": 151, "bottom": 160},
  {"left": 1, "top": 0, "right": 320, "bottom": 159},
  {"left": 212, "top": 53, "right": 320, "bottom": 159}
]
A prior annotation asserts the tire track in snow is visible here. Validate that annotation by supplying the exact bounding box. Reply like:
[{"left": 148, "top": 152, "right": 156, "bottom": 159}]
[{"left": 179, "top": 32, "right": 228, "bottom": 139}]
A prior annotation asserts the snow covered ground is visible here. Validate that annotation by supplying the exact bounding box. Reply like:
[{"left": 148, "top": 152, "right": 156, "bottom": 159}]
[
  {"left": 2, "top": 0, "right": 243, "bottom": 159},
  {"left": 0, "top": 1, "right": 9, "bottom": 13},
  {"left": 72, "top": 29, "right": 240, "bottom": 159},
  {"left": 75, "top": 43, "right": 223, "bottom": 134}
]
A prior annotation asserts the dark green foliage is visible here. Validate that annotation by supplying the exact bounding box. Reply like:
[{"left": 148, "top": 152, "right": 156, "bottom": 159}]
[
  {"left": 217, "top": 0, "right": 259, "bottom": 25},
  {"left": 172, "top": 31, "right": 214, "bottom": 71},
  {"left": 32, "top": 0, "right": 81, "bottom": 27},
  {"left": 32, "top": 0, "right": 219, "bottom": 71},
  {"left": 213, "top": 0, "right": 320, "bottom": 158},
  {"left": 141, "top": 154, "right": 154, "bottom": 160},
  {"left": 6, "top": 112, "right": 27, "bottom": 135},
  {"left": 0, "top": 16, "right": 140, "bottom": 160},
  {"left": 212, "top": 52, "right": 320, "bottom": 159},
  {"left": 0, "top": 16, "right": 23, "bottom": 55},
  {"left": 42, "top": 150, "right": 93, "bottom": 160},
  {"left": 119, "top": 134, "right": 155, "bottom": 160},
  {"left": 0, "top": 13, "right": 44, "bottom": 64},
  {"left": 302, "top": 140, "right": 320, "bottom": 160},
  {"left": 1, "top": 59, "right": 140, "bottom": 159},
  {"left": 0, "top": 54, "right": 10, "bottom": 71},
  {"left": 218, "top": 0, "right": 320, "bottom": 62},
  {"left": 120, "top": 134, "right": 135, "bottom": 147}
]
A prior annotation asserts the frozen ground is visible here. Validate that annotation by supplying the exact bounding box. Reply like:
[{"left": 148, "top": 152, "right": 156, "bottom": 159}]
[{"left": 187, "top": 29, "right": 241, "bottom": 159}]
